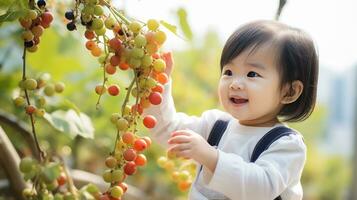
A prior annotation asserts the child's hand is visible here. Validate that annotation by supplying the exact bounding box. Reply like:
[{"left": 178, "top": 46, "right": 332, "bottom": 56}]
[
  {"left": 160, "top": 52, "right": 174, "bottom": 77},
  {"left": 168, "top": 130, "right": 218, "bottom": 172}
]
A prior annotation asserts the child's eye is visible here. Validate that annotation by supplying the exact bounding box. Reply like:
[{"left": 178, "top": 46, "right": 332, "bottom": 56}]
[
  {"left": 247, "top": 71, "right": 260, "bottom": 77},
  {"left": 223, "top": 69, "right": 232, "bottom": 76}
]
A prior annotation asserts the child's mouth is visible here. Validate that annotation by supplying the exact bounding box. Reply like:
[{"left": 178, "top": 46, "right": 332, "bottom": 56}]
[{"left": 230, "top": 97, "right": 248, "bottom": 105}]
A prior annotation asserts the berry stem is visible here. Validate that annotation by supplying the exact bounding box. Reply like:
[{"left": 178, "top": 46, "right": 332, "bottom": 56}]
[
  {"left": 22, "top": 47, "right": 45, "bottom": 162},
  {"left": 121, "top": 73, "right": 136, "bottom": 117},
  {"left": 103, "top": 0, "right": 131, "bottom": 25},
  {"left": 95, "top": 37, "right": 110, "bottom": 110}
]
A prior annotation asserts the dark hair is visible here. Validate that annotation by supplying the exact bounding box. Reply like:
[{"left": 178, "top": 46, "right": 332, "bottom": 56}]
[{"left": 220, "top": 20, "right": 319, "bottom": 122}]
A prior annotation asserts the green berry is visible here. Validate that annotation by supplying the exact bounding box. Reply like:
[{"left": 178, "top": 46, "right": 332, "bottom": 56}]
[
  {"left": 94, "top": 5, "right": 104, "bottom": 16},
  {"left": 14, "top": 96, "right": 25, "bottom": 107},
  {"left": 153, "top": 58, "right": 166, "bottom": 72},
  {"left": 19, "top": 157, "right": 34, "bottom": 173},
  {"left": 110, "top": 186, "right": 123, "bottom": 198},
  {"left": 24, "top": 78, "right": 38, "bottom": 90},
  {"left": 44, "top": 84, "right": 55, "bottom": 96},
  {"left": 134, "top": 34, "right": 147, "bottom": 47},
  {"left": 129, "top": 21, "right": 141, "bottom": 33},
  {"left": 147, "top": 19, "right": 159, "bottom": 31},
  {"left": 55, "top": 82, "right": 65, "bottom": 93},
  {"left": 116, "top": 118, "right": 129, "bottom": 131}
]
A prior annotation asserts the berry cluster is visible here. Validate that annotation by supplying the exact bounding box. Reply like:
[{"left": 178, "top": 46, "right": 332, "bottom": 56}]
[
  {"left": 18, "top": 0, "right": 53, "bottom": 53},
  {"left": 63, "top": 0, "right": 170, "bottom": 198},
  {"left": 14, "top": 73, "right": 65, "bottom": 118},
  {"left": 157, "top": 153, "right": 196, "bottom": 192}
]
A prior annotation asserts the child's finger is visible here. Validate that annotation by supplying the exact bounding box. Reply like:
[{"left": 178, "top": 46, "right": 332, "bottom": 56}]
[
  {"left": 171, "top": 130, "right": 191, "bottom": 137},
  {"left": 168, "top": 135, "right": 190, "bottom": 144},
  {"left": 168, "top": 143, "right": 190, "bottom": 153}
]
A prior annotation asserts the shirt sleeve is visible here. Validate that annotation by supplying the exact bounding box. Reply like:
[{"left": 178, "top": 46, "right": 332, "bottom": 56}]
[
  {"left": 202, "top": 133, "right": 306, "bottom": 200},
  {"left": 143, "top": 79, "right": 229, "bottom": 148}
]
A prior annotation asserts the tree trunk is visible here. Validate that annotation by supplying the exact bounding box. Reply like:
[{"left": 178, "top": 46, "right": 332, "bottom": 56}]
[{"left": 0, "top": 126, "right": 28, "bottom": 200}]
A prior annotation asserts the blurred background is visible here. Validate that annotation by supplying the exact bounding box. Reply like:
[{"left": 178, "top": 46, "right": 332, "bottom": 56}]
[{"left": 0, "top": 0, "right": 356, "bottom": 199}]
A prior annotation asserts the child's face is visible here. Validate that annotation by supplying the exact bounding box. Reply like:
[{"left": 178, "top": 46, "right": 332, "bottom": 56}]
[{"left": 218, "top": 44, "right": 285, "bottom": 127}]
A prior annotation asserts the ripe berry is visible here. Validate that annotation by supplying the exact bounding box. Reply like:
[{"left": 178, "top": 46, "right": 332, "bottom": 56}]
[
  {"left": 152, "top": 83, "right": 164, "bottom": 93},
  {"left": 142, "top": 136, "right": 152, "bottom": 148},
  {"left": 108, "top": 38, "right": 122, "bottom": 51},
  {"left": 157, "top": 72, "right": 169, "bottom": 84},
  {"left": 95, "top": 85, "right": 107, "bottom": 95},
  {"left": 57, "top": 173, "right": 67, "bottom": 186},
  {"left": 119, "top": 62, "right": 129, "bottom": 70},
  {"left": 25, "top": 105, "right": 36, "bottom": 115},
  {"left": 122, "top": 132, "right": 135, "bottom": 144},
  {"left": 110, "top": 55, "right": 120, "bottom": 66},
  {"left": 134, "top": 154, "right": 147, "bottom": 166},
  {"left": 123, "top": 148, "right": 137, "bottom": 161},
  {"left": 108, "top": 84, "right": 120, "bottom": 96},
  {"left": 84, "top": 30, "right": 95, "bottom": 40},
  {"left": 105, "top": 64, "right": 116, "bottom": 75},
  {"left": 131, "top": 104, "right": 143, "bottom": 115},
  {"left": 66, "top": 21, "right": 77, "bottom": 31},
  {"left": 65, "top": 10, "right": 75, "bottom": 20},
  {"left": 148, "top": 92, "right": 162, "bottom": 105},
  {"left": 41, "top": 12, "right": 53, "bottom": 25},
  {"left": 133, "top": 139, "right": 147, "bottom": 151},
  {"left": 124, "top": 161, "right": 136, "bottom": 175},
  {"left": 143, "top": 115, "right": 156, "bottom": 128}
]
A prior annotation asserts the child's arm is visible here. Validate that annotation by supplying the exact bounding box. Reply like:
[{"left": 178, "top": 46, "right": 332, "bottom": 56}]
[{"left": 143, "top": 52, "right": 229, "bottom": 148}]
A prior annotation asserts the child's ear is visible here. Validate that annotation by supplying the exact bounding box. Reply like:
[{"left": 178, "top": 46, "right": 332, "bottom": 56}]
[{"left": 281, "top": 80, "right": 303, "bottom": 104}]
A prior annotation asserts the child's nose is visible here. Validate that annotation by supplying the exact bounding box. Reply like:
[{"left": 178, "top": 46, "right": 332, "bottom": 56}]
[{"left": 229, "top": 79, "right": 244, "bottom": 90}]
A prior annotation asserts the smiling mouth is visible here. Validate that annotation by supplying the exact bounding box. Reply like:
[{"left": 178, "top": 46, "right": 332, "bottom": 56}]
[{"left": 230, "top": 97, "right": 248, "bottom": 104}]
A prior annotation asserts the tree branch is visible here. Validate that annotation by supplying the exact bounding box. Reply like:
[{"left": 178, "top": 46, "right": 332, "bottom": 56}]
[
  {"left": 0, "top": 126, "right": 28, "bottom": 200},
  {"left": 0, "top": 110, "right": 40, "bottom": 159}
]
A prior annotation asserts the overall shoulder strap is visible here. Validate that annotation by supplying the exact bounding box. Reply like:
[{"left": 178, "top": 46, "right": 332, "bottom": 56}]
[
  {"left": 251, "top": 126, "right": 296, "bottom": 200},
  {"left": 250, "top": 126, "right": 296, "bottom": 162},
  {"left": 207, "top": 120, "right": 229, "bottom": 146}
]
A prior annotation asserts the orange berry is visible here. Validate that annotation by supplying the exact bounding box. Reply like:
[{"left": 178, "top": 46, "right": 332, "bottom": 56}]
[
  {"left": 143, "top": 115, "right": 156, "bottom": 128},
  {"left": 119, "top": 62, "right": 129, "bottom": 70},
  {"left": 86, "top": 40, "right": 96, "bottom": 50},
  {"left": 95, "top": 85, "right": 107, "bottom": 95},
  {"left": 85, "top": 30, "right": 95, "bottom": 40},
  {"left": 134, "top": 154, "right": 147, "bottom": 166},
  {"left": 105, "top": 64, "right": 116, "bottom": 75},
  {"left": 157, "top": 72, "right": 168, "bottom": 84},
  {"left": 91, "top": 47, "right": 102, "bottom": 57}
]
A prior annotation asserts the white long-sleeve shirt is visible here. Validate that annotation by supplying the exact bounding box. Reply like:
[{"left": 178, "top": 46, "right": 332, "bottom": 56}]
[{"left": 144, "top": 80, "right": 306, "bottom": 200}]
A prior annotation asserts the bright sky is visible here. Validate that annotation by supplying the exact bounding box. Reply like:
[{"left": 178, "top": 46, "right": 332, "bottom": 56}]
[{"left": 116, "top": 0, "right": 357, "bottom": 72}]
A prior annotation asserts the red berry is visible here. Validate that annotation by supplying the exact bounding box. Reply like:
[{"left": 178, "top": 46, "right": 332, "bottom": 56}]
[
  {"left": 41, "top": 12, "right": 53, "bottom": 24},
  {"left": 134, "top": 154, "right": 147, "bottom": 166},
  {"left": 152, "top": 83, "right": 164, "bottom": 93},
  {"left": 57, "top": 173, "right": 67, "bottom": 186},
  {"left": 105, "top": 64, "right": 117, "bottom": 75},
  {"left": 148, "top": 92, "right": 162, "bottom": 105},
  {"left": 85, "top": 30, "right": 95, "bottom": 40},
  {"left": 26, "top": 105, "right": 36, "bottom": 115},
  {"left": 122, "top": 132, "right": 135, "bottom": 144},
  {"left": 108, "top": 38, "right": 122, "bottom": 51},
  {"left": 133, "top": 139, "right": 147, "bottom": 151},
  {"left": 108, "top": 84, "right": 120, "bottom": 96},
  {"left": 119, "top": 62, "right": 129, "bottom": 70},
  {"left": 99, "top": 194, "right": 111, "bottom": 200},
  {"left": 124, "top": 161, "right": 136, "bottom": 175},
  {"left": 143, "top": 115, "right": 156, "bottom": 128},
  {"left": 123, "top": 148, "right": 137, "bottom": 161},
  {"left": 131, "top": 104, "right": 143, "bottom": 115},
  {"left": 110, "top": 55, "right": 120, "bottom": 66},
  {"left": 142, "top": 136, "right": 152, "bottom": 148},
  {"left": 152, "top": 53, "right": 160, "bottom": 59}
]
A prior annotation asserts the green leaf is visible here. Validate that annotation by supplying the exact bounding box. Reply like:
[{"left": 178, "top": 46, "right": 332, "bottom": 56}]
[
  {"left": 42, "top": 162, "right": 61, "bottom": 182},
  {"left": 177, "top": 8, "right": 193, "bottom": 40},
  {"left": 43, "top": 109, "right": 95, "bottom": 139},
  {"left": 160, "top": 20, "right": 178, "bottom": 34}
]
